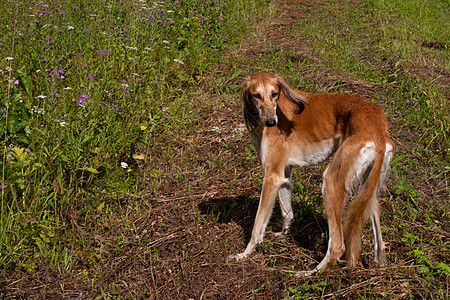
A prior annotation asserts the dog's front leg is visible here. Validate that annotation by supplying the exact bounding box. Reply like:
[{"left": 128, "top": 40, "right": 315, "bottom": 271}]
[{"left": 230, "top": 175, "right": 285, "bottom": 260}]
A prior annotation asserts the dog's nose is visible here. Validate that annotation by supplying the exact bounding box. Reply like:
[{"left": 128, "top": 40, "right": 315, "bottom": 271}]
[{"left": 265, "top": 119, "right": 277, "bottom": 127}]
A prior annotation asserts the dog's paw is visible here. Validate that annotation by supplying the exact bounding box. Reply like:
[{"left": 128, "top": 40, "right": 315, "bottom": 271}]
[
  {"left": 294, "top": 269, "right": 317, "bottom": 278},
  {"left": 228, "top": 252, "right": 247, "bottom": 261}
]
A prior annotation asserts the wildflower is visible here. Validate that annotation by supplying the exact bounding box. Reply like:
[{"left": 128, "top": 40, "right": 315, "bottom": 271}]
[
  {"left": 68, "top": 26, "right": 74, "bottom": 30},
  {"left": 63, "top": 86, "right": 72, "bottom": 90},
  {"left": 36, "top": 95, "right": 47, "bottom": 99},
  {"left": 73, "top": 6, "right": 79, "bottom": 10},
  {"left": 76, "top": 98, "right": 84, "bottom": 106},
  {"left": 0, "top": 185, "right": 7, "bottom": 190},
  {"left": 142, "top": 229, "right": 148, "bottom": 234},
  {"left": 60, "top": 121, "right": 68, "bottom": 127},
  {"left": 136, "top": 78, "right": 142, "bottom": 82},
  {"left": 120, "top": 162, "right": 128, "bottom": 169},
  {"left": 140, "top": 125, "right": 147, "bottom": 131},
  {"left": 112, "top": 104, "right": 119, "bottom": 110},
  {"left": 173, "top": 59, "right": 184, "bottom": 65},
  {"left": 135, "top": 235, "right": 140, "bottom": 240},
  {"left": 169, "top": 20, "right": 174, "bottom": 24},
  {"left": 5, "top": 57, "right": 14, "bottom": 61},
  {"left": 149, "top": 39, "right": 154, "bottom": 44}
]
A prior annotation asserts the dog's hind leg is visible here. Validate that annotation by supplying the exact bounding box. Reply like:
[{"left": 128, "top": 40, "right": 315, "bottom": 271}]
[{"left": 371, "top": 208, "right": 387, "bottom": 266}]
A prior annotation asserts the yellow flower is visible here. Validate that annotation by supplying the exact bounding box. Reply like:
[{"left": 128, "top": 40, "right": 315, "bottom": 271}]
[
  {"left": 191, "top": 16, "right": 200, "bottom": 26},
  {"left": 140, "top": 125, "right": 147, "bottom": 131}
]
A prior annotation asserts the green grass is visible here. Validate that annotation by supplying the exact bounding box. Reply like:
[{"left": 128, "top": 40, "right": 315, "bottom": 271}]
[{"left": 0, "top": 0, "right": 265, "bottom": 275}]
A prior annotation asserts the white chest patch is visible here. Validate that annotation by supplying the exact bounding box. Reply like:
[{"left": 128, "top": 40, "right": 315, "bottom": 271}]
[{"left": 287, "top": 138, "right": 335, "bottom": 168}]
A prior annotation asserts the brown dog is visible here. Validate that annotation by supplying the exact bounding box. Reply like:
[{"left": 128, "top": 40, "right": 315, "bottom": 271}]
[{"left": 231, "top": 73, "right": 394, "bottom": 276}]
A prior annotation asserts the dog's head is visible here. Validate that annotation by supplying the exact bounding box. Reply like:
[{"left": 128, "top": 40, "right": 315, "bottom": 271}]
[{"left": 241, "top": 73, "right": 308, "bottom": 129}]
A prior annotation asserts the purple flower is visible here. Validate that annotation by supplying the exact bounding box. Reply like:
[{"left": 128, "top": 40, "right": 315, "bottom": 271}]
[
  {"left": 42, "top": 59, "right": 48, "bottom": 63},
  {"left": 149, "top": 39, "right": 154, "bottom": 44},
  {"left": 136, "top": 78, "right": 142, "bottom": 82},
  {"left": 148, "top": 14, "right": 154, "bottom": 18},
  {"left": 170, "top": 20, "right": 174, "bottom": 24},
  {"left": 79, "top": 94, "right": 88, "bottom": 99},
  {"left": 73, "top": 6, "right": 79, "bottom": 10},
  {"left": 97, "top": 50, "right": 104, "bottom": 55},
  {"left": 112, "top": 104, "right": 119, "bottom": 110},
  {"left": 0, "top": 185, "right": 7, "bottom": 190},
  {"left": 76, "top": 98, "right": 84, "bottom": 106},
  {"left": 157, "top": 20, "right": 162, "bottom": 24},
  {"left": 49, "top": 44, "right": 54, "bottom": 49}
]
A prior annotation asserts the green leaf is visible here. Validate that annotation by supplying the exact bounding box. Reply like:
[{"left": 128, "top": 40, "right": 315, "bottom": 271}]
[
  {"left": 85, "top": 167, "right": 100, "bottom": 174},
  {"left": 7, "top": 114, "right": 19, "bottom": 133},
  {"left": 18, "top": 70, "right": 32, "bottom": 98}
]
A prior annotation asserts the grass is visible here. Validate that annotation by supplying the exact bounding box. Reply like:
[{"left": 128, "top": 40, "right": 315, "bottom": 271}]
[
  {"left": 1, "top": 0, "right": 264, "bottom": 286},
  {"left": 1, "top": 0, "right": 449, "bottom": 298}
]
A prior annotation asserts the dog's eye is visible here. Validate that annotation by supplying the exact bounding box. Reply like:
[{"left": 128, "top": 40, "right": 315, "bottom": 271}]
[
  {"left": 253, "top": 94, "right": 261, "bottom": 99},
  {"left": 272, "top": 92, "right": 278, "bottom": 98}
]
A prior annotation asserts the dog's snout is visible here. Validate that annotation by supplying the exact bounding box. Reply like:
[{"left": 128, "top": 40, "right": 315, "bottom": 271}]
[{"left": 265, "top": 119, "right": 277, "bottom": 127}]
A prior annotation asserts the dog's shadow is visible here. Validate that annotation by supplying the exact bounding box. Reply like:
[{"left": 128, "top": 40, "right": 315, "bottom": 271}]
[{"left": 198, "top": 194, "right": 328, "bottom": 251}]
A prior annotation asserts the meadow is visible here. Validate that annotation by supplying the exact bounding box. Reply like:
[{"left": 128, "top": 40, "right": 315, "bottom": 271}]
[{"left": 1, "top": 0, "right": 449, "bottom": 298}]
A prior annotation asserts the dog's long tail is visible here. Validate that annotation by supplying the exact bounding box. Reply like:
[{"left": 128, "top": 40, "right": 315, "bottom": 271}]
[{"left": 343, "top": 142, "right": 386, "bottom": 266}]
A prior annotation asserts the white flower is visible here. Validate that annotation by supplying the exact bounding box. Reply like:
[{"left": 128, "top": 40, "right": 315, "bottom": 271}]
[
  {"left": 5, "top": 57, "right": 14, "bottom": 61},
  {"left": 173, "top": 59, "right": 184, "bottom": 65},
  {"left": 212, "top": 126, "right": 221, "bottom": 133},
  {"left": 120, "top": 162, "right": 128, "bottom": 169},
  {"left": 162, "top": 106, "right": 169, "bottom": 112},
  {"left": 63, "top": 86, "right": 72, "bottom": 90},
  {"left": 68, "top": 26, "right": 75, "bottom": 30},
  {"left": 60, "top": 121, "right": 68, "bottom": 127},
  {"left": 162, "top": 40, "right": 169, "bottom": 44},
  {"left": 36, "top": 95, "right": 47, "bottom": 99}
]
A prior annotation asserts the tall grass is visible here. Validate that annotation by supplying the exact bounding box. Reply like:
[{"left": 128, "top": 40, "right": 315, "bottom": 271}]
[{"left": 0, "top": 0, "right": 265, "bottom": 271}]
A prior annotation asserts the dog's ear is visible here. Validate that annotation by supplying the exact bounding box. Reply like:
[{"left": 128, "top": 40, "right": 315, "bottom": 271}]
[
  {"left": 276, "top": 75, "right": 308, "bottom": 113},
  {"left": 241, "top": 77, "right": 259, "bottom": 130}
]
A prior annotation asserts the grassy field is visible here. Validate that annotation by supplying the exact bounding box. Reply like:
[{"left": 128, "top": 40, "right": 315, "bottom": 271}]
[{"left": 1, "top": 0, "right": 448, "bottom": 298}]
